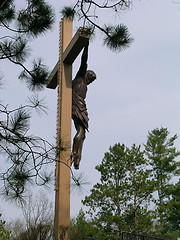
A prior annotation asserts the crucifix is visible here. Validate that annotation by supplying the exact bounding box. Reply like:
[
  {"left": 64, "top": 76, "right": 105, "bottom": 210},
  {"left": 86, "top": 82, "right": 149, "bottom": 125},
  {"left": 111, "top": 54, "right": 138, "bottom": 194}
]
[{"left": 47, "top": 17, "right": 95, "bottom": 240}]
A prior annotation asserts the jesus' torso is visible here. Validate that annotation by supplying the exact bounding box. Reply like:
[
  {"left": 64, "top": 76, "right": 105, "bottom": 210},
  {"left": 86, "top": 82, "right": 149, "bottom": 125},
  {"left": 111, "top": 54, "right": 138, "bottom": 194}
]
[{"left": 72, "top": 77, "right": 87, "bottom": 99}]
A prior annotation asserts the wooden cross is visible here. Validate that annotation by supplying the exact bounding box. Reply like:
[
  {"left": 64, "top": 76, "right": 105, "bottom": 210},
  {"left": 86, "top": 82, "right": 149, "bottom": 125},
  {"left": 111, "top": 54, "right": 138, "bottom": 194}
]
[{"left": 47, "top": 17, "right": 90, "bottom": 240}]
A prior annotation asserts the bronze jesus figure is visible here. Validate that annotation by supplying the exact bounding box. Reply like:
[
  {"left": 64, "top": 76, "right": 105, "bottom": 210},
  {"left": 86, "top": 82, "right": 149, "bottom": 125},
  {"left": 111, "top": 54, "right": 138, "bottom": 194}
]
[{"left": 71, "top": 42, "right": 96, "bottom": 169}]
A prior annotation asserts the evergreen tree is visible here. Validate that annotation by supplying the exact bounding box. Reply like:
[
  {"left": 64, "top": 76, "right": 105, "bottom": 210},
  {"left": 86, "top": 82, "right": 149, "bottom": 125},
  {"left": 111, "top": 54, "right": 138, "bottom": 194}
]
[
  {"left": 82, "top": 143, "right": 153, "bottom": 239},
  {"left": 144, "top": 127, "right": 180, "bottom": 234},
  {"left": 165, "top": 180, "right": 180, "bottom": 238},
  {"left": 0, "top": 214, "right": 11, "bottom": 240},
  {"left": 70, "top": 209, "right": 98, "bottom": 240},
  {"left": 124, "top": 144, "right": 154, "bottom": 233},
  {"left": 83, "top": 143, "right": 129, "bottom": 239}
]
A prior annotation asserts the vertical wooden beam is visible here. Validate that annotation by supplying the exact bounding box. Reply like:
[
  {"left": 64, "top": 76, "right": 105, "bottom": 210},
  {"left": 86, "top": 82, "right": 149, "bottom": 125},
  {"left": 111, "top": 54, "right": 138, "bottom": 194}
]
[{"left": 54, "top": 18, "right": 72, "bottom": 240}]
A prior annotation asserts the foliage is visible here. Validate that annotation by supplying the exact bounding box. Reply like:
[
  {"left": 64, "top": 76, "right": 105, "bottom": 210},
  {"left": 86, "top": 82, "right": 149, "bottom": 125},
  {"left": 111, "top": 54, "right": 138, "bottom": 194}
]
[
  {"left": 0, "top": 0, "right": 54, "bottom": 89},
  {"left": 123, "top": 144, "right": 154, "bottom": 233},
  {"left": 0, "top": 0, "right": 56, "bottom": 200},
  {"left": 164, "top": 180, "right": 180, "bottom": 238},
  {"left": 0, "top": 214, "right": 11, "bottom": 240},
  {"left": 60, "top": 0, "right": 133, "bottom": 52},
  {"left": 61, "top": 6, "right": 76, "bottom": 20},
  {"left": 82, "top": 143, "right": 154, "bottom": 239},
  {"left": 82, "top": 127, "right": 180, "bottom": 239},
  {"left": 8, "top": 192, "right": 54, "bottom": 240},
  {"left": 18, "top": 59, "right": 49, "bottom": 91},
  {"left": 0, "top": 99, "right": 56, "bottom": 201},
  {"left": 70, "top": 209, "right": 98, "bottom": 240},
  {"left": 103, "top": 24, "right": 132, "bottom": 52},
  {"left": 144, "top": 127, "right": 180, "bottom": 234}
]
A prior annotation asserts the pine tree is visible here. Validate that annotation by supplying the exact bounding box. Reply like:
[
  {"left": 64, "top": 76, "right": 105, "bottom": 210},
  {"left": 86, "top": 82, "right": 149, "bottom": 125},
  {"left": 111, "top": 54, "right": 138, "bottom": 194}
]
[
  {"left": 70, "top": 209, "right": 98, "bottom": 240},
  {"left": 165, "top": 180, "right": 180, "bottom": 238},
  {"left": 144, "top": 127, "right": 180, "bottom": 234},
  {"left": 82, "top": 143, "right": 153, "bottom": 238},
  {"left": 124, "top": 144, "right": 154, "bottom": 234},
  {"left": 0, "top": 214, "right": 11, "bottom": 240}
]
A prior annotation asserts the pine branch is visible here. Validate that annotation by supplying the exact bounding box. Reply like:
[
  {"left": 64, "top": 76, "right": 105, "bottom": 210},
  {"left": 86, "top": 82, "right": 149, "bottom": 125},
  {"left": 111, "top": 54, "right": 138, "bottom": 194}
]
[
  {"left": 103, "top": 24, "right": 133, "bottom": 51},
  {"left": 10, "top": 108, "right": 30, "bottom": 135},
  {"left": 0, "top": 102, "right": 56, "bottom": 200},
  {"left": 61, "top": 0, "right": 133, "bottom": 52},
  {"left": 19, "top": 59, "right": 49, "bottom": 90},
  {"left": 17, "top": 0, "right": 54, "bottom": 37},
  {"left": 0, "top": 36, "right": 29, "bottom": 62}
]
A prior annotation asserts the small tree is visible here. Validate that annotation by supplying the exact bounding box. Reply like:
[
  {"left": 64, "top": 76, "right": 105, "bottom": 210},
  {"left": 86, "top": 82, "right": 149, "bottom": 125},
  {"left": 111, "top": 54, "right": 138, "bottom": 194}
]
[
  {"left": 70, "top": 209, "right": 98, "bottom": 240},
  {"left": 8, "top": 192, "right": 54, "bottom": 240},
  {"left": 144, "top": 127, "right": 180, "bottom": 234},
  {"left": 0, "top": 214, "right": 11, "bottom": 240}
]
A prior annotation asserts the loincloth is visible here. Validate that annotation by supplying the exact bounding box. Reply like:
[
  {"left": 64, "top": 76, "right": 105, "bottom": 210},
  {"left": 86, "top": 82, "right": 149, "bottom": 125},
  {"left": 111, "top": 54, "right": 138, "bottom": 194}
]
[{"left": 72, "top": 89, "right": 89, "bottom": 131}]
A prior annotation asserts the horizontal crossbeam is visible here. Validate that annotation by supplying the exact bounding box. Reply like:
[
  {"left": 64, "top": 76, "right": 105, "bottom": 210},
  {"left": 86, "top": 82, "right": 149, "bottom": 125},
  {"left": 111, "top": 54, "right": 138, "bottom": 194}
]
[
  {"left": 63, "top": 27, "right": 90, "bottom": 64},
  {"left": 46, "top": 27, "right": 90, "bottom": 89},
  {"left": 47, "top": 61, "right": 58, "bottom": 89}
]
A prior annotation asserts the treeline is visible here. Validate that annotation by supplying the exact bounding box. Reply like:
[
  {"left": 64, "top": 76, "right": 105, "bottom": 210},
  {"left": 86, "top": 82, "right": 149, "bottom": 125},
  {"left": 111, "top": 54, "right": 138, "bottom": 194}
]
[
  {"left": 0, "top": 127, "right": 179, "bottom": 240},
  {"left": 73, "top": 127, "right": 180, "bottom": 240}
]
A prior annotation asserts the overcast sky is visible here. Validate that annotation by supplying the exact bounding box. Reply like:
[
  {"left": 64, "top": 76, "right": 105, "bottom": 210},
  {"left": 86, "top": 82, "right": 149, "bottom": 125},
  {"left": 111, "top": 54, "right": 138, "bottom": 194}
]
[{"left": 1, "top": 0, "right": 180, "bottom": 221}]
